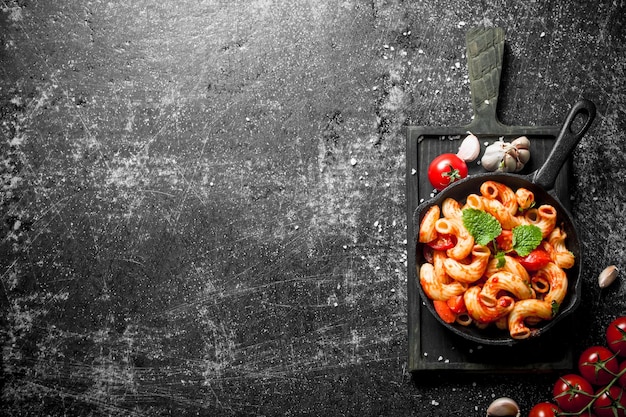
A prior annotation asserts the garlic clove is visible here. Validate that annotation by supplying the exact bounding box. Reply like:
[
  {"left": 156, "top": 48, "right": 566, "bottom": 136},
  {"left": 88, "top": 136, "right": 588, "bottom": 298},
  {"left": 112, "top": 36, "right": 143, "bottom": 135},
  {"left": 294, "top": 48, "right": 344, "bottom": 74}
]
[
  {"left": 517, "top": 149, "right": 531, "bottom": 164},
  {"left": 486, "top": 397, "right": 520, "bottom": 417},
  {"left": 457, "top": 133, "right": 481, "bottom": 162},
  {"left": 501, "top": 153, "right": 518, "bottom": 172},
  {"left": 599, "top": 265, "right": 619, "bottom": 288},
  {"left": 511, "top": 136, "right": 530, "bottom": 150}
]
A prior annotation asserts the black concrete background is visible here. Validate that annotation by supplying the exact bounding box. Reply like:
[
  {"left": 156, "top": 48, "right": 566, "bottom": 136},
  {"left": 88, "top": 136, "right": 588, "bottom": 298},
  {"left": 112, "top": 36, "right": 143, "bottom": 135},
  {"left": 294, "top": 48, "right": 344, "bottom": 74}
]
[{"left": 1, "top": 1, "right": 625, "bottom": 416}]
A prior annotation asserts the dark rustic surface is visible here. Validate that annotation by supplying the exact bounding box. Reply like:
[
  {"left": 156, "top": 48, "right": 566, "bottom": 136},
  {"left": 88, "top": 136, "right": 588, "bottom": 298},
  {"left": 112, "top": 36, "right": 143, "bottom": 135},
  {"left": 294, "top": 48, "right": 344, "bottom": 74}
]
[{"left": 1, "top": 1, "right": 625, "bottom": 416}]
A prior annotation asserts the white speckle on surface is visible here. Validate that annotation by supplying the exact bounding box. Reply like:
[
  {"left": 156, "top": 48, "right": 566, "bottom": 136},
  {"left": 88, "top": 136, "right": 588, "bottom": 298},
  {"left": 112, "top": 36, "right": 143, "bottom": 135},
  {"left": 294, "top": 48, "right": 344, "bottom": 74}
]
[{"left": 350, "top": 157, "right": 357, "bottom": 166}]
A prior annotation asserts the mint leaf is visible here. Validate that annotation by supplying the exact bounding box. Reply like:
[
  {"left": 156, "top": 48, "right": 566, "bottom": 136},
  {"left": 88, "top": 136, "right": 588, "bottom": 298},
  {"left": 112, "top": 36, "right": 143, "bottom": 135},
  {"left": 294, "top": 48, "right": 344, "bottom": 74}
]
[
  {"left": 512, "top": 224, "right": 542, "bottom": 257},
  {"left": 461, "top": 208, "right": 502, "bottom": 246}
]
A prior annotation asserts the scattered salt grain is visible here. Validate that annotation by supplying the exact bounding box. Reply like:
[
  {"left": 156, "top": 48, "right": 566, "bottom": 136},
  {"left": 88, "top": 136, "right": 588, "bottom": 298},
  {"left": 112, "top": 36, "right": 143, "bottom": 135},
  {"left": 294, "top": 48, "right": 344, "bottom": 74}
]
[
  {"left": 350, "top": 158, "right": 357, "bottom": 166},
  {"left": 540, "top": 32, "right": 546, "bottom": 38}
]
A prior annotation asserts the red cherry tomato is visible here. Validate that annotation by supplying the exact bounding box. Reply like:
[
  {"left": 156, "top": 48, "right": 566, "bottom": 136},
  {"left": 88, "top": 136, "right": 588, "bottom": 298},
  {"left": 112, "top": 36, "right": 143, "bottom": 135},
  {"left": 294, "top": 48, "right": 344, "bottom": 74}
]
[
  {"left": 578, "top": 346, "right": 619, "bottom": 386},
  {"left": 422, "top": 245, "right": 434, "bottom": 264},
  {"left": 607, "top": 317, "right": 626, "bottom": 357},
  {"left": 433, "top": 300, "right": 456, "bottom": 323},
  {"left": 618, "top": 361, "right": 626, "bottom": 389},
  {"left": 446, "top": 294, "right": 466, "bottom": 314},
  {"left": 495, "top": 230, "right": 513, "bottom": 251},
  {"left": 426, "top": 233, "right": 457, "bottom": 250},
  {"left": 516, "top": 248, "right": 552, "bottom": 271},
  {"left": 553, "top": 373, "right": 595, "bottom": 413},
  {"left": 593, "top": 386, "right": 626, "bottom": 417},
  {"left": 528, "top": 402, "right": 562, "bottom": 417},
  {"left": 427, "top": 153, "right": 468, "bottom": 191}
]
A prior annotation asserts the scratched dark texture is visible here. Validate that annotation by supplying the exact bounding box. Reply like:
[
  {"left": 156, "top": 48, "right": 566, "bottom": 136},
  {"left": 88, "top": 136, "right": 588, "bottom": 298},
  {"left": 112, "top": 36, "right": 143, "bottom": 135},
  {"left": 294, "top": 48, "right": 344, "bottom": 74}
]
[{"left": 1, "top": 0, "right": 625, "bottom": 416}]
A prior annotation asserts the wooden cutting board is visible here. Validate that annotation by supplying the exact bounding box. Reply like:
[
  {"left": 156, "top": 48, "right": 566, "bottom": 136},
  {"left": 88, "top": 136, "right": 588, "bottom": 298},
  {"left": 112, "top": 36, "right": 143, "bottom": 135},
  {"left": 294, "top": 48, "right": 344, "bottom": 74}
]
[{"left": 405, "top": 27, "right": 578, "bottom": 374}]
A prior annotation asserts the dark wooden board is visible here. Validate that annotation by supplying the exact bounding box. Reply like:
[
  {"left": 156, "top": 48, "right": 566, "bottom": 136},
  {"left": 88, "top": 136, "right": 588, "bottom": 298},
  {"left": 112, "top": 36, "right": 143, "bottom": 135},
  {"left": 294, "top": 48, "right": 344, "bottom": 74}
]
[
  {"left": 405, "top": 127, "right": 583, "bottom": 374},
  {"left": 405, "top": 27, "right": 580, "bottom": 374}
]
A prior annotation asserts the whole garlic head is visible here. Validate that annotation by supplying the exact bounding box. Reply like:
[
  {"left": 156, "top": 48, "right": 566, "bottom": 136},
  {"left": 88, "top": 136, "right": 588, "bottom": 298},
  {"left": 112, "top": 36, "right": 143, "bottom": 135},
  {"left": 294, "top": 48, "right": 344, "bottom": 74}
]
[{"left": 480, "top": 136, "right": 531, "bottom": 173}]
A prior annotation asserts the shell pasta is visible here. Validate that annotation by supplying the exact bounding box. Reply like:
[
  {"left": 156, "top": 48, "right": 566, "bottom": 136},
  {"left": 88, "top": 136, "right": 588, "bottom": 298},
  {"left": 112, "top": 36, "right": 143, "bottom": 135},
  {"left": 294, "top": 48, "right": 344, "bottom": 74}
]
[{"left": 417, "top": 181, "right": 574, "bottom": 339}]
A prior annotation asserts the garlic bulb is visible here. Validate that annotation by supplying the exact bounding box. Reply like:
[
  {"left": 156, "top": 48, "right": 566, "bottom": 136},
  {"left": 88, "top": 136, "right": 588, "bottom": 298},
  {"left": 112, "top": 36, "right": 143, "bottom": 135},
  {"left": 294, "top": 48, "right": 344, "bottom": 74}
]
[{"left": 480, "top": 136, "right": 531, "bottom": 173}]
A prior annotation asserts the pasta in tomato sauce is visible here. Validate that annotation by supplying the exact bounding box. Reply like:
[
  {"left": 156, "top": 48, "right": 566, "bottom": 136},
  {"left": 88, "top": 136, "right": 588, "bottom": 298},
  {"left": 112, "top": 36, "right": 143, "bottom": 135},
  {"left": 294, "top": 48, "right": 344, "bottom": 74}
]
[{"left": 418, "top": 180, "right": 574, "bottom": 339}]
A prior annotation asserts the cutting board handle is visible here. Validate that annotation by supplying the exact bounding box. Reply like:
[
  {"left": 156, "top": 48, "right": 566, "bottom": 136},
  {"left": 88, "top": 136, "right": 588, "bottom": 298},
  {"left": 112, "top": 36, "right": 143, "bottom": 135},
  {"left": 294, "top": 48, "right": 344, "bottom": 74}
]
[{"left": 465, "top": 27, "right": 506, "bottom": 133}]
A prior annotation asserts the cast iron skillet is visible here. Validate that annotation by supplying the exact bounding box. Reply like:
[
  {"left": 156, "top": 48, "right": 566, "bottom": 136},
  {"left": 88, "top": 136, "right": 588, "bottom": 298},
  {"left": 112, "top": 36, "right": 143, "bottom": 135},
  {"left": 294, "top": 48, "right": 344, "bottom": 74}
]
[{"left": 413, "top": 99, "right": 596, "bottom": 345}]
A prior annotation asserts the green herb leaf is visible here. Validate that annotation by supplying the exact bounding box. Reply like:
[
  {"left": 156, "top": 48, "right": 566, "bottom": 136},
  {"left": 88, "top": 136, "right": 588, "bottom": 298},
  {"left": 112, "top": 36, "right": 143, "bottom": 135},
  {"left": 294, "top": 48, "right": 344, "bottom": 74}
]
[
  {"left": 495, "top": 251, "right": 506, "bottom": 268},
  {"left": 551, "top": 300, "right": 560, "bottom": 317},
  {"left": 512, "top": 224, "right": 543, "bottom": 257},
  {"left": 461, "top": 208, "right": 502, "bottom": 246}
]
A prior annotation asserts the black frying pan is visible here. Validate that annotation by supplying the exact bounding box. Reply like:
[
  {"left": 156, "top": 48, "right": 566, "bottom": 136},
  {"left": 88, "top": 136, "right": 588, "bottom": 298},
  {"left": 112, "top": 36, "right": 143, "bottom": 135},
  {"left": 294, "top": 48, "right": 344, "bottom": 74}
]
[{"left": 413, "top": 98, "right": 596, "bottom": 345}]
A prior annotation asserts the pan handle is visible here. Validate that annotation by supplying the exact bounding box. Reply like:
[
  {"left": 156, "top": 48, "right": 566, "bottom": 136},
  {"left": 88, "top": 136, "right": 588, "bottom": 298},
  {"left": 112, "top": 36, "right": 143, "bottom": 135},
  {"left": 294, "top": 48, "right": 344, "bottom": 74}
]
[{"left": 532, "top": 99, "right": 596, "bottom": 189}]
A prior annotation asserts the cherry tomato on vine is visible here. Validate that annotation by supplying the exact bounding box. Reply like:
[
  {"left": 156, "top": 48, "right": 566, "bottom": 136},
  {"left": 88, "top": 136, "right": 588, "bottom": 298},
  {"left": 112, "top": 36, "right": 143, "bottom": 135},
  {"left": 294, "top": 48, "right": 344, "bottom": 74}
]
[
  {"left": 553, "top": 373, "right": 595, "bottom": 413},
  {"left": 516, "top": 248, "right": 552, "bottom": 271},
  {"left": 578, "top": 346, "right": 619, "bottom": 386},
  {"left": 607, "top": 317, "right": 626, "bottom": 357},
  {"left": 427, "top": 153, "right": 468, "bottom": 191},
  {"left": 528, "top": 402, "right": 562, "bottom": 417},
  {"left": 593, "top": 385, "right": 626, "bottom": 417},
  {"left": 618, "top": 361, "right": 626, "bottom": 389}
]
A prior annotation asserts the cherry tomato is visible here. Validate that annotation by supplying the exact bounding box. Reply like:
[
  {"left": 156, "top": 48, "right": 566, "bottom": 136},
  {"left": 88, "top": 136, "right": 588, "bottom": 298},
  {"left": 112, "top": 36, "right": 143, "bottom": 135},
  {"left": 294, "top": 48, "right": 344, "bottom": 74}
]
[
  {"left": 426, "top": 233, "right": 457, "bottom": 250},
  {"left": 422, "top": 245, "right": 434, "bottom": 264},
  {"left": 553, "top": 373, "right": 595, "bottom": 413},
  {"left": 528, "top": 402, "right": 562, "bottom": 417},
  {"left": 517, "top": 248, "right": 552, "bottom": 271},
  {"left": 433, "top": 300, "right": 456, "bottom": 324},
  {"left": 578, "top": 346, "right": 619, "bottom": 386},
  {"left": 427, "top": 153, "right": 468, "bottom": 191},
  {"left": 495, "top": 230, "right": 513, "bottom": 252},
  {"left": 607, "top": 317, "right": 626, "bottom": 357},
  {"left": 617, "top": 361, "right": 626, "bottom": 389},
  {"left": 446, "top": 294, "right": 466, "bottom": 314},
  {"left": 593, "top": 386, "right": 626, "bottom": 417}
]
